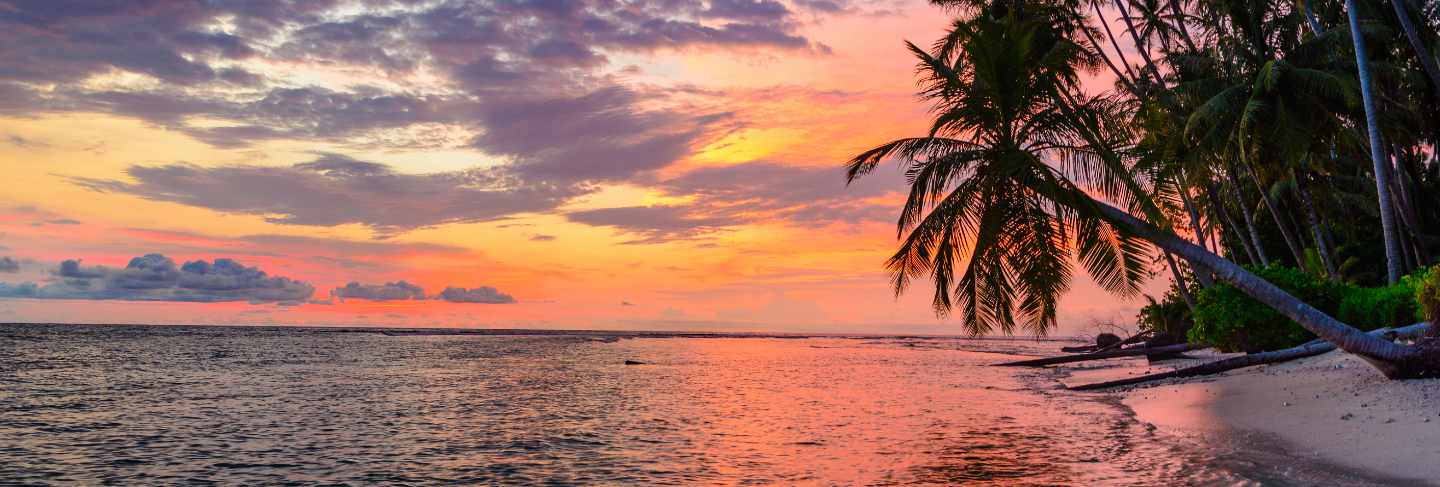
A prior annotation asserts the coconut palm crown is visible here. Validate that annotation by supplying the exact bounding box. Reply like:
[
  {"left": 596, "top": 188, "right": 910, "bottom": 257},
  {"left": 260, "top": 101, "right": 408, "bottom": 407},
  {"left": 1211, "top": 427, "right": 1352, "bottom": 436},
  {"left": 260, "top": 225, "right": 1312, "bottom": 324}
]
[{"left": 846, "top": 5, "right": 1160, "bottom": 336}]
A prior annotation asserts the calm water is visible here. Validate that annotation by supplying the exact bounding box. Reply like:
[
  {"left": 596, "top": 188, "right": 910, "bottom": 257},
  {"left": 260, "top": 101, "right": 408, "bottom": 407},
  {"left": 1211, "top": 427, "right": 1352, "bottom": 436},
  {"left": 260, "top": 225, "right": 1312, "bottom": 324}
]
[{"left": 0, "top": 324, "right": 1395, "bottom": 485}]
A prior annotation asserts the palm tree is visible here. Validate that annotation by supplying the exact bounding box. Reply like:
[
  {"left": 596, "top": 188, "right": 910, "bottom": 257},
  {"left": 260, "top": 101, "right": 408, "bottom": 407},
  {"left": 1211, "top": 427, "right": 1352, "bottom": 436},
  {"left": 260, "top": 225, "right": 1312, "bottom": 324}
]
[
  {"left": 849, "top": 3, "right": 1440, "bottom": 377},
  {"left": 846, "top": 5, "right": 1153, "bottom": 335},
  {"left": 1346, "top": 0, "right": 1404, "bottom": 284}
]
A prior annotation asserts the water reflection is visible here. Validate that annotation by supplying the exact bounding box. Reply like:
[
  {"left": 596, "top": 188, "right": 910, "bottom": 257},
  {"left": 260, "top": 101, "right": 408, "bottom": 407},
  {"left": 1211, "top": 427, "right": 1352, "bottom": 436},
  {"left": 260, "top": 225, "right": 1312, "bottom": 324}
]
[{"left": 0, "top": 325, "right": 1392, "bottom": 485}]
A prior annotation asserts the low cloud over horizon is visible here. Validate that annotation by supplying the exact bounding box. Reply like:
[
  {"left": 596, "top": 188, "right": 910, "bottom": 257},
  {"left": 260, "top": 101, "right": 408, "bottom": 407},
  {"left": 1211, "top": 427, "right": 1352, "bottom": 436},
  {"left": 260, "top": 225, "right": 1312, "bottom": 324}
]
[
  {"left": 0, "top": 253, "right": 314, "bottom": 303},
  {"left": 0, "top": 253, "right": 519, "bottom": 307}
]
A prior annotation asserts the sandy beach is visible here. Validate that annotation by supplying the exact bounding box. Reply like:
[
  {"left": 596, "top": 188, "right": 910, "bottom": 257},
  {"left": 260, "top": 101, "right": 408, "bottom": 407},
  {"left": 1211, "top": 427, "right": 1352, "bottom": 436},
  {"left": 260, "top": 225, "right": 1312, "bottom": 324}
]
[{"left": 1064, "top": 349, "right": 1440, "bottom": 484}]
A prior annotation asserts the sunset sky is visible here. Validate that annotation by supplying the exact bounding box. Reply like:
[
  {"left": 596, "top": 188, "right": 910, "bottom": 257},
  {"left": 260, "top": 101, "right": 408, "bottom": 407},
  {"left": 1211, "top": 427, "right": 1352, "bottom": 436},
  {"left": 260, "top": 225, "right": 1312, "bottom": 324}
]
[{"left": 0, "top": 0, "right": 1153, "bottom": 333}]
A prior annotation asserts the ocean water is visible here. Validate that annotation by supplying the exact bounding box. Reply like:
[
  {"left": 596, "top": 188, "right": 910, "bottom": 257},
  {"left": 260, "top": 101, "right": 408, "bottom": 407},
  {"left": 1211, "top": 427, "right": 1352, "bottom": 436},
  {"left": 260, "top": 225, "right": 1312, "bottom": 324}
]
[{"left": 0, "top": 324, "right": 1397, "bottom": 485}]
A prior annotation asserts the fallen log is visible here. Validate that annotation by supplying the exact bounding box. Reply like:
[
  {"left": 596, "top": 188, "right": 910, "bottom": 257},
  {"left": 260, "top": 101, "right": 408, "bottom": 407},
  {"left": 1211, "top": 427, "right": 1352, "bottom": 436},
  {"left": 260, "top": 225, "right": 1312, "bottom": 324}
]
[
  {"left": 1068, "top": 322, "right": 1432, "bottom": 391},
  {"left": 994, "top": 343, "right": 1206, "bottom": 367}
]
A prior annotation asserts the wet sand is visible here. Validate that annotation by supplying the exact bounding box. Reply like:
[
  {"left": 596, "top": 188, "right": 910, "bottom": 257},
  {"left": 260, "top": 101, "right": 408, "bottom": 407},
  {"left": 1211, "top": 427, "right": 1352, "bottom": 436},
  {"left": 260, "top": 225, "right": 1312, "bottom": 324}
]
[{"left": 1064, "top": 349, "right": 1440, "bottom": 485}]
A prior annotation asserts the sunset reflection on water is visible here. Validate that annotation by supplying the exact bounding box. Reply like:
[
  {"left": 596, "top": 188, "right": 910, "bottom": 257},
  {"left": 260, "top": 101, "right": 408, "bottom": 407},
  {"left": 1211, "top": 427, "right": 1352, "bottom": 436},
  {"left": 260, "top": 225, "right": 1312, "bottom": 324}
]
[{"left": 0, "top": 325, "right": 1367, "bottom": 485}]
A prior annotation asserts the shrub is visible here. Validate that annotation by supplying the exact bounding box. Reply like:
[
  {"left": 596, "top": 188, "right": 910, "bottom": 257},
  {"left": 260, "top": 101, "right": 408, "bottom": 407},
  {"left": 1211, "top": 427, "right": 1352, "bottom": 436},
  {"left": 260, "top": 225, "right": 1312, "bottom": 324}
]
[
  {"left": 1189, "top": 265, "right": 1344, "bottom": 353},
  {"left": 1189, "top": 265, "right": 1430, "bottom": 352},
  {"left": 1136, "top": 291, "right": 1191, "bottom": 337},
  {"left": 1416, "top": 265, "right": 1440, "bottom": 324},
  {"left": 1337, "top": 280, "right": 1421, "bottom": 331}
]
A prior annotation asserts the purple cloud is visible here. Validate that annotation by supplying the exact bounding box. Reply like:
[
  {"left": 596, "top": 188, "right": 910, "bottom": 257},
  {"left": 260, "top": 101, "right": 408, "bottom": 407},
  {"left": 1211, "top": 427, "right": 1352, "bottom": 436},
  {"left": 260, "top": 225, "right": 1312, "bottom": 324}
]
[
  {"left": 332, "top": 280, "right": 426, "bottom": 301},
  {"left": 0, "top": 253, "right": 314, "bottom": 303},
  {"left": 72, "top": 154, "right": 581, "bottom": 235},
  {"left": 436, "top": 286, "right": 516, "bottom": 304}
]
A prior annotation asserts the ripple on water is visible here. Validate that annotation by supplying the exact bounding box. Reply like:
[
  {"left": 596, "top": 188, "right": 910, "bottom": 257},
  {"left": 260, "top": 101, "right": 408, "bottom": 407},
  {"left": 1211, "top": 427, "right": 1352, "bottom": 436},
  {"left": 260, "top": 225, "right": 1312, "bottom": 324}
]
[{"left": 0, "top": 324, "right": 1384, "bottom": 485}]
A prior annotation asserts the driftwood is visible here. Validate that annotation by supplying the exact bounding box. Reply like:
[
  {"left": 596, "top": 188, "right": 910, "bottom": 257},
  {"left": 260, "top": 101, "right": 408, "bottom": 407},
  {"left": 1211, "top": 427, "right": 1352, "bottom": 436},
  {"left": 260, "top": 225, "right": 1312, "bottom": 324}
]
[
  {"left": 1061, "top": 330, "right": 1155, "bottom": 353},
  {"left": 994, "top": 343, "right": 1206, "bottom": 367},
  {"left": 1068, "top": 322, "right": 1433, "bottom": 391}
]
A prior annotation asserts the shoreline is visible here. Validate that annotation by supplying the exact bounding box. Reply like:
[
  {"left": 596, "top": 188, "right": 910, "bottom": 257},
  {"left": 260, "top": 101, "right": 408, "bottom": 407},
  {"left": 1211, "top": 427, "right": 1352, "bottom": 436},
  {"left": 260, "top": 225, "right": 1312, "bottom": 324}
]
[
  {"left": 1062, "top": 348, "right": 1440, "bottom": 485},
  {"left": 0, "top": 321, "right": 1078, "bottom": 341}
]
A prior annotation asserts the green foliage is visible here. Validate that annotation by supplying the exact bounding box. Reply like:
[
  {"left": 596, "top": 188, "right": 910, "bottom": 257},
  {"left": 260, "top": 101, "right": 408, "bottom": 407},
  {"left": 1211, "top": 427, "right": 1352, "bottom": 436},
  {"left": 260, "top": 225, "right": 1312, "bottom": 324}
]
[
  {"left": 1191, "top": 265, "right": 1428, "bottom": 352},
  {"left": 1190, "top": 265, "right": 1343, "bottom": 352},
  {"left": 1136, "top": 277, "right": 1195, "bottom": 337},
  {"left": 1415, "top": 266, "right": 1440, "bottom": 324},
  {"left": 1337, "top": 280, "right": 1421, "bottom": 330}
]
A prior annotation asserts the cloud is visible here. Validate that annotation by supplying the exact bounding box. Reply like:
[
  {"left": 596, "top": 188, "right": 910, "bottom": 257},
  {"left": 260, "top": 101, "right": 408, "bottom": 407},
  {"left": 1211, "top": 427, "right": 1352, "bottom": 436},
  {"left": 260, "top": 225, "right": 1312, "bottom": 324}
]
[
  {"left": 566, "top": 206, "right": 740, "bottom": 244},
  {"left": 621, "top": 301, "right": 636, "bottom": 306},
  {"left": 437, "top": 286, "right": 516, "bottom": 304},
  {"left": 0, "top": 282, "right": 38, "bottom": 298},
  {"left": 566, "top": 161, "right": 900, "bottom": 242},
  {"left": 0, "top": 257, "right": 18, "bottom": 273},
  {"left": 0, "top": 253, "right": 314, "bottom": 303},
  {"left": 331, "top": 280, "right": 425, "bottom": 301},
  {"left": 472, "top": 87, "right": 725, "bottom": 184},
  {"left": 1, "top": 0, "right": 822, "bottom": 150},
  {"left": 530, "top": 234, "right": 557, "bottom": 241},
  {"left": 703, "top": 0, "right": 793, "bottom": 21},
  {"left": 5, "top": 205, "right": 83, "bottom": 228},
  {"left": 73, "top": 153, "right": 580, "bottom": 235}
]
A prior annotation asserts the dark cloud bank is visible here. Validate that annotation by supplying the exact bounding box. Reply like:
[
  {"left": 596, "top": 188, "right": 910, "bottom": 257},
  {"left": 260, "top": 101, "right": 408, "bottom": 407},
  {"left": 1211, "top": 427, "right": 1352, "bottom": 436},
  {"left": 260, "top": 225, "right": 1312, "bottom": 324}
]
[
  {"left": 0, "top": 253, "right": 314, "bottom": 303},
  {"left": 74, "top": 153, "right": 578, "bottom": 235},
  {"left": 0, "top": 253, "right": 516, "bottom": 305}
]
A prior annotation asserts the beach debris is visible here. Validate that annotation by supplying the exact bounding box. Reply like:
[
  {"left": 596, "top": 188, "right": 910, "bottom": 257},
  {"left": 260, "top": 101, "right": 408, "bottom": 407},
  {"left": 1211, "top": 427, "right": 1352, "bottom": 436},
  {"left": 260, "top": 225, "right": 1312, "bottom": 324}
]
[
  {"left": 1096, "top": 333, "right": 1122, "bottom": 349},
  {"left": 624, "top": 360, "right": 647, "bottom": 365},
  {"left": 996, "top": 343, "right": 1204, "bottom": 367},
  {"left": 1068, "top": 322, "right": 1431, "bottom": 391},
  {"left": 1341, "top": 413, "right": 1355, "bottom": 420},
  {"left": 1061, "top": 330, "right": 1155, "bottom": 353}
]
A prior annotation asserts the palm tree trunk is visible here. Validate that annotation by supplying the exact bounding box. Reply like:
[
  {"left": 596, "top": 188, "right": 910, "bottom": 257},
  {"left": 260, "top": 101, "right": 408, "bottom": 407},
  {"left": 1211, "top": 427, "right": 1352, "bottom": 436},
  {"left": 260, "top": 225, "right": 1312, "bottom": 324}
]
[
  {"left": 1394, "top": 151, "right": 1433, "bottom": 264},
  {"left": 1388, "top": 145, "right": 1432, "bottom": 265},
  {"left": 1295, "top": 170, "right": 1340, "bottom": 281},
  {"left": 1209, "top": 184, "right": 1258, "bottom": 265},
  {"left": 1248, "top": 164, "right": 1308, "bottom": 269},
  {"left": 1176, "top": 177, "right": 1209, "bottom": 252},
  {"left": 1080, "top": 20, "right": 1145, "bottom": 97},
  {"left": 1164, "top": 252, "right": 1198, "bottom": 310},
  {"left": 1175, "top": 176, "right": 1217, "bottom": 287},
  {"left": 1166, "top": 0, "right": 1200, "bottom": 52},
  {"left": 1115, "top": 0, "right": 1166, "bottom": 84},
  {"left": 1390, "top": 0, "right": 1440, "bottom": 98},
  {"left": 1093, "top": 1, "right": 1144, "bottom": 87},
  {"left": 1347, "top": 0, "right": 1405, "bottom": 284},
  {"left": 1226, "top": 165, "right": 1271, "bottom": 265},
  {"left": 1088, "top": 199, "right": 1420, "bottom": 376}
]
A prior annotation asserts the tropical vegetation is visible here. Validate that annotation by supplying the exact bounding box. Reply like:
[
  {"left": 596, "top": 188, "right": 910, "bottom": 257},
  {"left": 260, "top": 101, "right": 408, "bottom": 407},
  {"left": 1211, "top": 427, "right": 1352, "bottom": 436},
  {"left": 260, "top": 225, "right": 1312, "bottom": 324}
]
[{"left": 849, "top": 0, "right": 1440, "bottom": 378}]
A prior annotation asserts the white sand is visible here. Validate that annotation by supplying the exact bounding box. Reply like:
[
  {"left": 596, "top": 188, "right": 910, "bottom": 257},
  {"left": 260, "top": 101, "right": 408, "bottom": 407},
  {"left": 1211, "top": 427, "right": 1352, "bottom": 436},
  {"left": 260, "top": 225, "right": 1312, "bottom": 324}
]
[{"left": 1090, "top": 350, "right": 1440, "bottom": 484}]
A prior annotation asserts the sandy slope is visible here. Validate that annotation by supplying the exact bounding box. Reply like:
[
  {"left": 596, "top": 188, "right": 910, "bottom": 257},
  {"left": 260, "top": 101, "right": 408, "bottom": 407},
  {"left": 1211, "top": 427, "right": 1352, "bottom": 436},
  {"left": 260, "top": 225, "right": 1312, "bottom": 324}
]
[{"left": 1085, "top": 350, "right": 1440, "bottom": 484}]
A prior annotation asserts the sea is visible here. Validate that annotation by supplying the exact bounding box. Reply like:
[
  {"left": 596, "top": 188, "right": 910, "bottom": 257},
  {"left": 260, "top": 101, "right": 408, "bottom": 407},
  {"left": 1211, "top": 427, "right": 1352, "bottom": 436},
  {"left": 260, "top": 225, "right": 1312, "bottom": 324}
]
[{"left": 0, "top": 324, "right": 1405, "bottom": 485}]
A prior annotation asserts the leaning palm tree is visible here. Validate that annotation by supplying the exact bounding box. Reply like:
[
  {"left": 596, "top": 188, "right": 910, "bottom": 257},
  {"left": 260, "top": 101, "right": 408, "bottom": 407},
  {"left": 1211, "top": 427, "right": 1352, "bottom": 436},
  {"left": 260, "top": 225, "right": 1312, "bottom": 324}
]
[
  {"left": 847, "top": 5, "right": 1155, "bottom": 335},
  {"left": 848, "top": 3, "right": 1440, "bottom": 377}
]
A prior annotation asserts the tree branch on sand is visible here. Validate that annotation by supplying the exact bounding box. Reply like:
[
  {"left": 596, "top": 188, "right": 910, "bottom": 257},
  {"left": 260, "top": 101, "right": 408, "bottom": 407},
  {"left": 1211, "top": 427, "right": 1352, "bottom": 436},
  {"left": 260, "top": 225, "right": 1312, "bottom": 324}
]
[
  {"left": 1069, "top": 322, "right": 1432, "bottom": 391},
  {"left": 995, "top": 343, "right": 1207, "bottom": 367}
]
